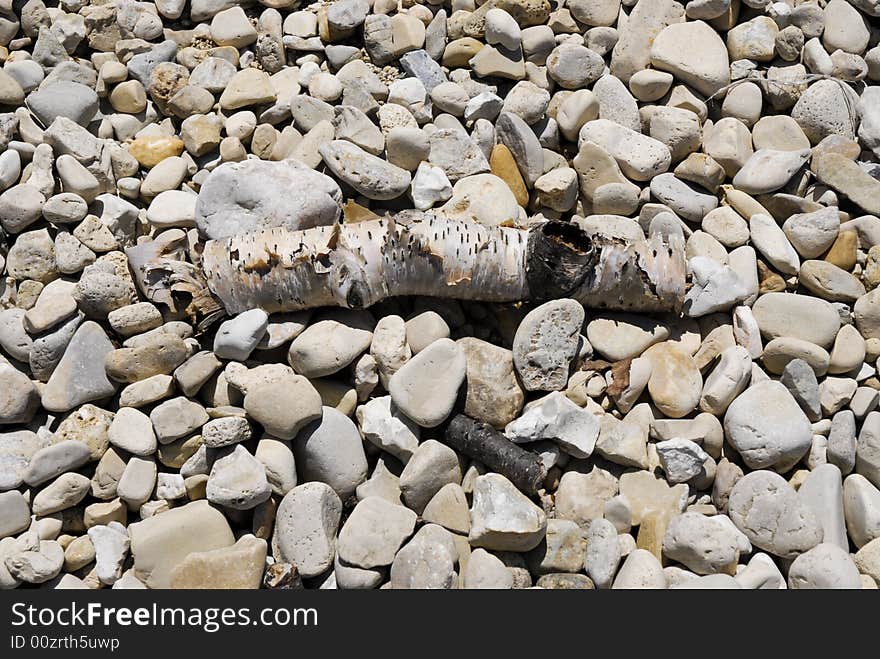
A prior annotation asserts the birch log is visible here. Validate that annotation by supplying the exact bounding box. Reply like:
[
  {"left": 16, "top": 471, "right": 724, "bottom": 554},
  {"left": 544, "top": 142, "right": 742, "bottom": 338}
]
[{"left": 199, "top": 211, "right": 686, "bottom": 316}]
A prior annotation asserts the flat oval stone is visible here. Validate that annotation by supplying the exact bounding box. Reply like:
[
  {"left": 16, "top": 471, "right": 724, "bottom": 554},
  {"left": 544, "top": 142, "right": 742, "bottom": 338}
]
[
  {"left": 724, "top": 380, "right": 813, "bottom": 470},
  {"left": 752, "top": 292, "right": 841, "bottom": 349},
  {"left": 272, "top": 482, "right": 342, "bottom": 578},
  {"left": 643, "top": 342, "right": 703, "bottom": 418},
  {"left": 513, "top": 300, "right": 584, "bottom": 392},
  {"left": 292, "top": 407, "right": 368, "bottom": 499},
  {"left": 319, "top": 139, "right": 412, "bottom": 200},
  {"left": 587, "top": 312, "right": 669, "bottom": 361},
  {"left": 389, "top": 338, "right": 466, "bottom": 427},
  {"left": 287, "top": 320, "right": 373, "bottom": 378},
  {"left": 105, "top": 333, "right": 189, "bottom": 384},
  {"left": 24, "top": 440, "right": 93, "bottom": 487},
  {"left": 732, "top": 149, "right": 811, "bottom": 194},
  {"left": 41, "top": 321, "right": 118, "bottom": 413}
]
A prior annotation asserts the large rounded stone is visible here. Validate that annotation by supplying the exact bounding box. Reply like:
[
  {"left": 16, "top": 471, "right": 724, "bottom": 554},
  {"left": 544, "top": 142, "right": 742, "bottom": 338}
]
[
  {"left": 272, "top": 482, "right": 342, "bottom": 578},
  {"left": 643, "top": 342, "right": 702, "bottom": 418},
  {"left": 128, "top": 501, "right": 235, "bottom": 588},
  {"left": 728, "top": 470, "right": 823, "bottom": 559},
  {"left": 195, "top": 159, "right": 342, "bottom": 240},
  {"left": 650, "top": 20, "right": 730, "bottom": 96},
  {"left": 389, "top": 338, "right": 466, "bottom": 427},
  {"left": 723, "top": 381, "right": 812, "bottom": 470},
  {"left": 292, "top": 407, "right": 368, "bottom": 499},
  {"left": 752, "top": 293, "right": 841, "bottom": 349},
  {"left": 513, "top": 300, "right": 584, "bottom": 392}
]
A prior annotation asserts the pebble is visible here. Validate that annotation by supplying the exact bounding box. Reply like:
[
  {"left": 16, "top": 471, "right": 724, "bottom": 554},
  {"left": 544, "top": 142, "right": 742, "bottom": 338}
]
[
  {"left": 337, "top": 496, "right": 417, "bottom": 569},
  {"left": 150, "top": 397, "right": 209, "bottom": 443},
  {"left": 272, "top": 483, "right": 342, "bottom": 578},
  {"left": 0, "top": 430, "right": 34, "bottom": 490},
  {"left": 293, "top": 407, "right": 368, "bottom": 499},
  {"left": 0, "top": 491, "right": 30, "bottom": 539},
  {"left": 389, "top": 338, "right": 466, "bottom": 427},
  {"left": 87, "top": 522, "right": 130, "bottom": 586},
  {"left": 117, "top": 457, "right": 157, "bottom": 509},
  {"left": 5, "top": 536, "right": 65, "bottom": 584},
  {"left": 129, "top": 501, "right": 234, "bottom": 588},
  {"left": 356, "top": 396, "right": 420, "bottom": 463},
  {"left": 202, "top": 416, "right": 251, "bottom": 449},
  {"left": 104, "top": 333, "right": 189, "bottom": 384},
  {"left": 213, "top": 309, "right": 269, "bottom": 361},
  {"left": 728, "top": 470, "right": 824, "bottom": 558},
  {"left": 390, "top": 526, "right": 457, "bottom": 589},
  {"left": 788, "top": 543, "right": 862, "bottom": 589},
  {"left": 245, "top": 372, "right": 322, "bottom": 441},
  {"left": 469, "top": 473, "right": 547, "bottom": 552},
  {"left": 505, "top": 392, "right": 600, "bottom": 459},
  {"left": 798, "top": 464, "right": 849, "bottom": 551},
  {"left": 169, "top": 535, "right": 266, "bottom": 589},
  {"left": 513, "top": 300, "right": 584, "bottom": 392},
  {"left": 464, "top": 548, "right": 514, "bottom": 589},
  {"left": 288, "top": 320, "right": 372, "bottom": 378},
  {"left": 24, "top": 440, "right": 92, "bottom": 488},
  {"left": 108, "top": 407, "right": 157, "bottom": 456},
  {"left": 724, "top": 381, "right": 813, "bottom": 471},
  {"left": 753, "top": 293, "right": 841, "bottom": 349},
  {"left": 650, "top": 21, "right": 729, "bottom": 96},
  {"left": 320, "top": 140, "right": 412, "bottom": 201},
  {"left": 580, "top": 119, "right": 671, "bottom": 182},
  {"left": 612, "top": 549, "right": 666, "bottom": 589},
  {"left": 844, "top": 474, "right": 880, "bottom": 548},
  {"left": 663, "top": 512, "right": 750, "bottom": 574},
  {"left": 206, "top": 445, "right": 272, "bottom": 510},
  {"left": 656, "top": 439, "right": 711, "bottom": 484}
]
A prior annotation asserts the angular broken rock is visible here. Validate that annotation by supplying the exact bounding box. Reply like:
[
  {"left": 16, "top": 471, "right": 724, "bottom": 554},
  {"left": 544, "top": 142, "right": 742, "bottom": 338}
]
[
  {"left": 469, "top": 473, "right": 547, "bottom": 552},
  {"left": 504, "top": 391, "right": 600, "bottom": 459},
  {"left": 206, "top": 445, "right": 272, "bottom": 510},
  {"left": 128, "top": 501, "right": 235, "bottom": 589},
  {"left": 87, "top": 522, "right": 130, "bottom": 586},
  {"left": 337, "top": 496, "right": 417, "bottom": 569},
  {"left": 169, "top": 535, "right": 267, "bottom": 589}
]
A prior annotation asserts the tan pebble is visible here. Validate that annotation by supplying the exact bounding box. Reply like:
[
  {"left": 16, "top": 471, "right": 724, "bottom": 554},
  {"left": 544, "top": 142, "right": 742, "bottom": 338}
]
[
  {"left": 127, "top": 136, "right": 185, "bottom": 168},
  {"left": 490, "top": 143, "right": 529, "bottom": 207}
]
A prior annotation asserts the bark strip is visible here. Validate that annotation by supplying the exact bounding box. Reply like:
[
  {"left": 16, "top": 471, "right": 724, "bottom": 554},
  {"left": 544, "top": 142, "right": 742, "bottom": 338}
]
[
  {"left": 444, "top": 414, "right": 547, "bottom": 495},
  {"left": 200, "top": 211, "right": 686, "bottom": 315}
]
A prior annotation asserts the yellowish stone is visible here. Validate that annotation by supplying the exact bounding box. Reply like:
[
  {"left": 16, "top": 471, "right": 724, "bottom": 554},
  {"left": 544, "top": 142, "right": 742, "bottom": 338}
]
[
  {"left": 824, "top": 229, "right": 858, "bottom": 271},
  {"left": 443, "top": 38, "right": 483, "bottom": 68},
  {"left": 169, "top": 535, "right": 267, "bottom": 589},
  {"left": 490, "top": 144, "right": 529, "bottom": 207},
  {"left": 311, "top": 378, "right": 357, "bottom": 416},
  {"left": 342, "top": 200, "right": 379, "bottom": 223},
  {"left": 128, "top": 136, "right": 185, "bottom": 168},
  {"left": 636, "top": 510, "right": 669, "bottom": 561}
]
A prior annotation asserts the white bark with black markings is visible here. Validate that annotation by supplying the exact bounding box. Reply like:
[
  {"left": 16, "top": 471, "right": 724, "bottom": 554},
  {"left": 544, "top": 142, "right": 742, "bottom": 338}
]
[{"left": 198, "top": 211, "right": 686, "bottom": 315}]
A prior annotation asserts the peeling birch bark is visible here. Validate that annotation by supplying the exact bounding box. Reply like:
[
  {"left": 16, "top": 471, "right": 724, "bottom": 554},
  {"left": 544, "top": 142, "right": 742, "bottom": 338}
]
[{"left": 199, "top": 211, "right": 687, "bottom": 315}]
